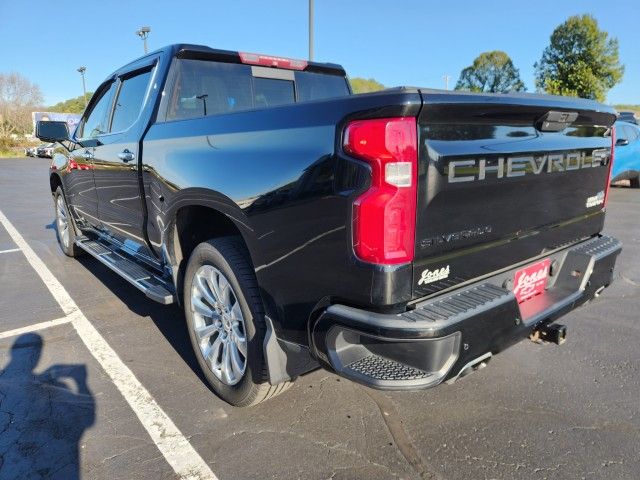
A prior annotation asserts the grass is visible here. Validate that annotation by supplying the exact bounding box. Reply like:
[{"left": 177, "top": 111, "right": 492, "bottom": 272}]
[
  {"left": 0, "top": 147, "right": 25, "bottom": 158},
  {"left": 613, "top": 104, "right": 640, "bottom": 115}
]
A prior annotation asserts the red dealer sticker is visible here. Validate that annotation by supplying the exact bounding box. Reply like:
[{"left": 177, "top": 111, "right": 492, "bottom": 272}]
[{"left": 513, "top": 258, "right": 551, "bottom": 304}]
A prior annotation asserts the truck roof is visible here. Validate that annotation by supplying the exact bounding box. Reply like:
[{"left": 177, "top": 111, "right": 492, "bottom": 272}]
[{"left": 118, "top": 43, "right": 346, "bottom": 76}]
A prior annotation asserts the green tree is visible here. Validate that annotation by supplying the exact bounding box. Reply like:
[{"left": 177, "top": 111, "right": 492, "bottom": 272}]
[
  {"left": 48, "top": 93, "right": 94, "bottom": 113},
  {"left": 350, "top": 78, "right": 385, "bottom": 94},
  {"left": 534, "top": 14, "right": 624, "bottom": 102},
  {"left": 455, "top": 51, "right": 525, "bottom": 93}
]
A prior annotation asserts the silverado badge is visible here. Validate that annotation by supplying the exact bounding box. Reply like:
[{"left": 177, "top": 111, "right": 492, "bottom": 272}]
[
  {"left": 418, "top": 266, "right": 450, "bottom": 286},
  {"left": 585, "top": 191, "right": 605, "bottom": 208}
]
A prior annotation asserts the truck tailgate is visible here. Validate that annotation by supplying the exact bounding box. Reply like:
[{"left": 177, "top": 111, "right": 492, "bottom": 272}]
[{"left": 413, "top": 91, "right": 616, "bottom": 299}]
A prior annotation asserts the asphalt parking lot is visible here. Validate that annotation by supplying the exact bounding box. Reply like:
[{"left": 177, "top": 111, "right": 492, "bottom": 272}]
[{"left": 0, "top": 156, "right": 638, "bottom": 480}]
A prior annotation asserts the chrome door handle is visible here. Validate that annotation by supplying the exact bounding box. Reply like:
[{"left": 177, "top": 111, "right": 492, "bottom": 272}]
[
  {"left": 118, "top": 150, "right": 135, "bottom": 162},
  {"left": 81, "top": 150, "right": 93, "bottom": 160}
]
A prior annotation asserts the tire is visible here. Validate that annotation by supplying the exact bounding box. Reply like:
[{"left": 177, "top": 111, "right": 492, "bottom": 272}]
[
  {"left": 53, "top": 187, "right": 82, "bottom": 257},
  {"left": 183, "top": 237, "right": 291, "bottom": 406},
  {"left": 630, "top": 175, "right": 640, "bottom": 189}
]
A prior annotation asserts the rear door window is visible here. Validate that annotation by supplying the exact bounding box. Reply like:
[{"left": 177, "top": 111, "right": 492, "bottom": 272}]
[{"left": 110, "top": 69, "right": 153, "bottom": 133}]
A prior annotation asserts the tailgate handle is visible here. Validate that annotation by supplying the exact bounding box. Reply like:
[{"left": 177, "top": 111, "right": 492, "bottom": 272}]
[{"left": 536, "top": 110, "right": 578, "bottom": 132}]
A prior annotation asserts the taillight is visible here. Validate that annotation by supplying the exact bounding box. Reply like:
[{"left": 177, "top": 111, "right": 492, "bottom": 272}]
[
  {"left": 66, "top": 158, "right": 79, "bottom": 173},
  {"left": 604, "top": 125, "right": 615, "bottom": 208},
  {"left": 239, "top": 52, "right": 308, "bottom": 70},
  {"left": 344, "top": 117, "right": 418, "bottom": 265}
]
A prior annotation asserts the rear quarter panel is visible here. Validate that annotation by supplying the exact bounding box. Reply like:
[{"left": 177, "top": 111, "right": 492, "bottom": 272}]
[{"left": 142, "top": 91, "right": 422, "bottom": 344}]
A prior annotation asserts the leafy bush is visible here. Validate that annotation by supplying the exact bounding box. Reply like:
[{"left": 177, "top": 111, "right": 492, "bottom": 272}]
[{"left": 0, "top": 135, "right": 18, "bottom": 150}]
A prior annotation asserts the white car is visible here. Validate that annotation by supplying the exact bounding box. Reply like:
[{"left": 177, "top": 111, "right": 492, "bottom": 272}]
[
  {"left": 36, "top": 143, "right": 55, "bottom": 158},
  {"left": 24, "top": 146, "right": 38, "bottom": 157}
]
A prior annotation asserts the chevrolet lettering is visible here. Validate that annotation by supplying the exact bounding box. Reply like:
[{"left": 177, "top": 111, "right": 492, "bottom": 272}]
[{"left": 448, "top": 150, "right": 610, "bottom": 183}]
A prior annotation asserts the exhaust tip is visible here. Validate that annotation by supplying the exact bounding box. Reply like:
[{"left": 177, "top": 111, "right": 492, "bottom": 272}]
[{"left": 446, "top": 352, "right": 492, "bottom": 384}]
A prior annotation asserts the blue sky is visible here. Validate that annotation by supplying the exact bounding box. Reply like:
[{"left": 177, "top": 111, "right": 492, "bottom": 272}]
[{"left": 1, "top": 0, "right": 638, "bottom": 106}]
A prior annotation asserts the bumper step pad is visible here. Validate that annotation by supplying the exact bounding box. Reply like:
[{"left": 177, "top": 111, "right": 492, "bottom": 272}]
[
  {"left": 314, "top": 234, "right": 622, "bottom": 391},
  {"left": 347, "top": 355, "right": 433, "bottom": 381},
  {"left": 76, "top": 238, "right": 175, "bottom": 304},
  {"left": 570, "top": 234, "right": 621, "bottom": 259},
  {"left": 403, "top": 283, "right": 511, "bottom": 323}
]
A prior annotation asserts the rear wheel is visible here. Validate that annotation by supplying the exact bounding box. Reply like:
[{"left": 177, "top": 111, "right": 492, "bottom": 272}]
[
  {"left": 183, "top": 237, "right": 291, "bottom": 406},
  {"left": 54, "top": 187, "right": 82, "bottom": 257}
]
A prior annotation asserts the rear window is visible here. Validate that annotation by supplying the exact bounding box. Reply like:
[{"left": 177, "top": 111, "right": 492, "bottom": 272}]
[
  {"left": 253, "top": 77, "right": 295, "bottom": 108},
  {"left": 163, "top": 59, "right": 349, "bottom": 121},
  {"left": 294, "top": 71, "right": 350, "bottom": 102}
]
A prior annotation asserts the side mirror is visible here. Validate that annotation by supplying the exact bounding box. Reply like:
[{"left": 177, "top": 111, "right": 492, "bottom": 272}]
[
  {"left": 36, "top": 121, "right": 70, "bottom": 143},
  {"left": 616, "top": 138, "right": 629, "bottom": 147}
]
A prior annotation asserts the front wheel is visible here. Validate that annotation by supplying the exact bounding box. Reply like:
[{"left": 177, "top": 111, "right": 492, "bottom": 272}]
[
  {"left": 54, "top": 187, "right": 82, "bottom": 257},
  {"left": 183, "top": 237, "right": 291, "bottom": 406}
]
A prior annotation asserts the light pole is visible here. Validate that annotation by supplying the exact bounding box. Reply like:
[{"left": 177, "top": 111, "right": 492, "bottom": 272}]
[
  {"left": 308, "top": 0, "right": 314, "bottom": 61},
  {"left": 442, "top": 74, "right": 451, "bottom": 90},
  {"left": 136, "top": 26, "right": 151, "bottom": 54},
  {"left": 77, "top": 66, "right": 87, "bottom": 107}
]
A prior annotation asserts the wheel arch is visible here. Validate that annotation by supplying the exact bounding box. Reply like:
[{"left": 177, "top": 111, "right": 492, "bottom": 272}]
[
  {"left": 50, "top": 171, "right": 63, "bottom": 194},
  {"left": 166, "top": 200, "right": 260, "bottom": 305}
]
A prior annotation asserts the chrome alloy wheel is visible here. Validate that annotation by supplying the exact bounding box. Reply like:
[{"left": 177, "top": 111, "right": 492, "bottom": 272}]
[
  {"left": 190, "top": 265, "right": 248, "bottom": 385},
  {"left": 56, "top": 196, "right": 70, "bottom": 249}
]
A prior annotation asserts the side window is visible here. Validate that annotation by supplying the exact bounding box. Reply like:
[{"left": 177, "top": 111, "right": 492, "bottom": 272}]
[
  {"left": 624, "top": 126, "right": 639, "bottom": 143},
  {"left": 110, "top": 70, "right": 153, "bottom": 133},
  {"left": 77, "top": 82, "right": 116, "bottom": 139}
]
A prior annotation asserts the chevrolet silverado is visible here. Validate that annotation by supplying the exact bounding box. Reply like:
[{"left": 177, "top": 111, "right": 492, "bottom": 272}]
[{"left": 37, "top": 44, "right": 621, "bottom": 406}]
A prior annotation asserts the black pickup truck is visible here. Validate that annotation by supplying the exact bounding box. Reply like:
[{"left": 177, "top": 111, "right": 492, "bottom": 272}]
[{"left": 37, "top": 44, "right": 621, "bottom": 406}]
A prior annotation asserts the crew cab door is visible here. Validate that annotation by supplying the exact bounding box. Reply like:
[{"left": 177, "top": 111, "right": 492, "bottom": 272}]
[
  {"left": 67, "top": 80, "right": 118, "bottom": 228},
  {"left": 92, "top": 61, "right": 156, "bottom": 261}
]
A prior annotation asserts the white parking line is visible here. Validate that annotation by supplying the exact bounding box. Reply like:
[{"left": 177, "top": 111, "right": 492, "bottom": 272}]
[
  {"left": 0, "top": 247, "right": 21, "bottom": 254},
  {"left": 0, "top": 209, "right": 218, "bottom": 480},
  {"left": 0, "top": 315, "right": 75, "bottom": 340}
]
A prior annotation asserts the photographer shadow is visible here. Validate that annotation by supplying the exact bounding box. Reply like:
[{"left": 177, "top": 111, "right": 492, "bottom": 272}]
[{"left": 0, "top": 333, "right": 95, "bottom": 480}]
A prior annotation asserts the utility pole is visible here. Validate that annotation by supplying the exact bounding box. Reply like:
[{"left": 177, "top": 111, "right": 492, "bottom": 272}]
[
  {"left": 308, "top": 0, "right": 314, "bottom": 61},
  {"left": 77, "top": 67, "right": 87, "bottom": 107},
  {"left": 442, "top": 74, "right": 451, "bottom": 90},
  {"left": 136, "top": 26, "right": 151, "bottom": 54}
]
